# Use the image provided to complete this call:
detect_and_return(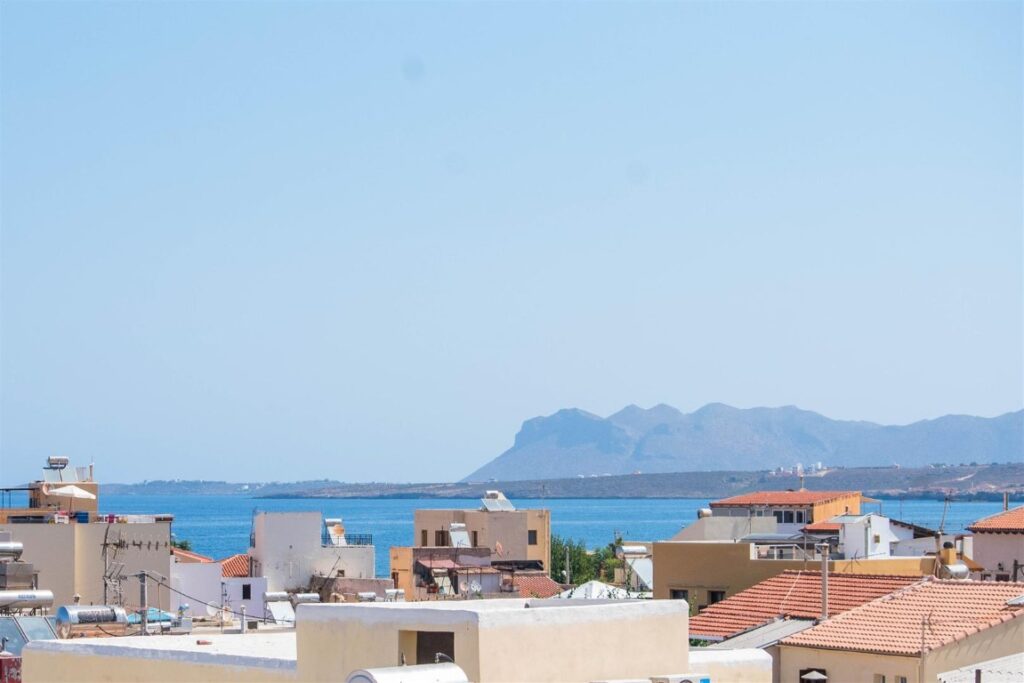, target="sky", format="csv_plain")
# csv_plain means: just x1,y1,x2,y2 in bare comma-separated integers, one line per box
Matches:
1,1,1021,485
